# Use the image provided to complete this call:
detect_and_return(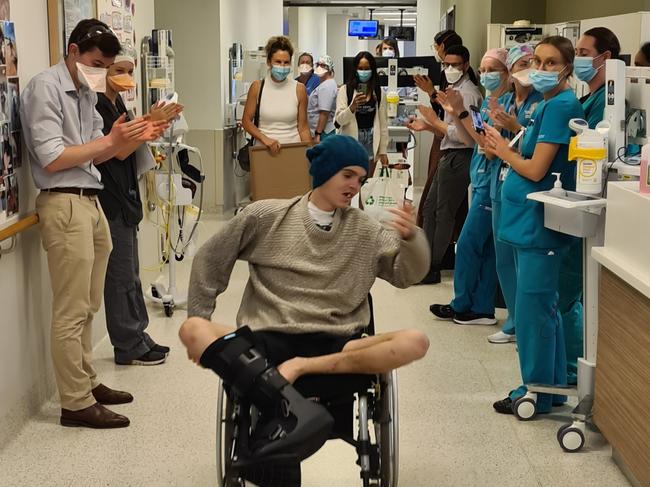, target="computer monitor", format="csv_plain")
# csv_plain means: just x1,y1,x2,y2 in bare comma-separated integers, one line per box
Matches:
342,56,441,88
348,20,379,38
388,26,415,42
